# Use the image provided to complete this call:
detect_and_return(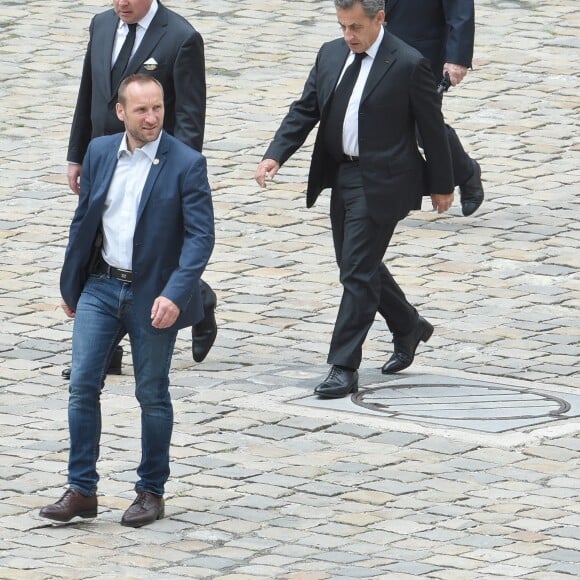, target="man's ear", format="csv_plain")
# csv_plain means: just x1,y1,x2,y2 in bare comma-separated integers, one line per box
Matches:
116,102,125,123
